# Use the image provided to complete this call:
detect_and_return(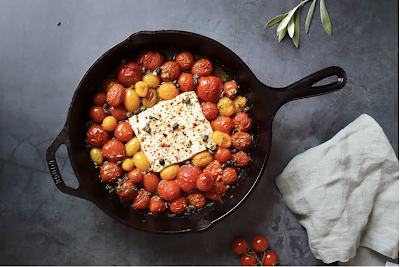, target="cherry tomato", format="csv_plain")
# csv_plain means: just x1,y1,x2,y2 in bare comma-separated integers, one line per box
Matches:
137,50,164,70
201,102,219,121
204,191,222,201
102,139,126,162
191,59,213,76
262,251,278,266
233,113,252,132
109,105,127,121
175,51,194,70
106,84,125,107
252,235,268,252
232,151,250,167
133,189,151,209
240,252,258,266
116,180,138,202
93,91,107,106
102,116,118,132
157,180,181,201
117,60,142,87
178,73,195,92
204,182,226,201
187,192,206,208
160,61,181,82
197,76,223,103
169,196,187,214
127,168,143,184
114,122,134,142
231,132,252,151
214,147,232,163
212,116,234,135
89,106,106,123
196,173,214,192
86,125,110,147
103,78,120,92
176,165,202,193
232,238,249,255
143,172,160,193
221,167,237,185
203,160,222,180
100,162,123,183
149,197,166,215
224,81,238,99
